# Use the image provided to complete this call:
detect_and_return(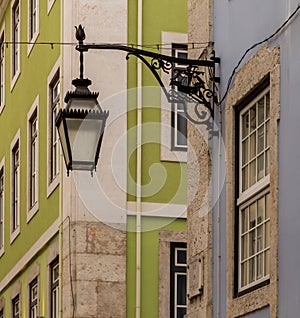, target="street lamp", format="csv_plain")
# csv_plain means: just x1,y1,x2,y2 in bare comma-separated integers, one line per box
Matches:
56,25,219,175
